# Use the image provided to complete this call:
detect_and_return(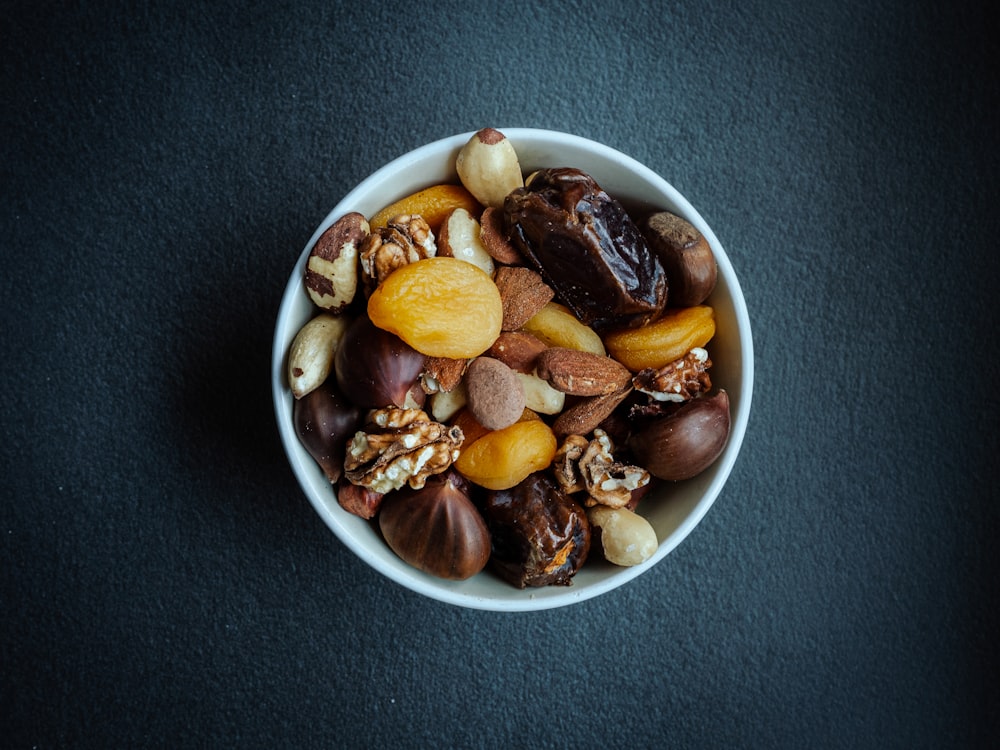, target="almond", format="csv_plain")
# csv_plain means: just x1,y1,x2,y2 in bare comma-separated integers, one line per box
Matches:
487,330,547,374
479,207,523,264
552,386,632,438
535,347,632,396
494,265,554,331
